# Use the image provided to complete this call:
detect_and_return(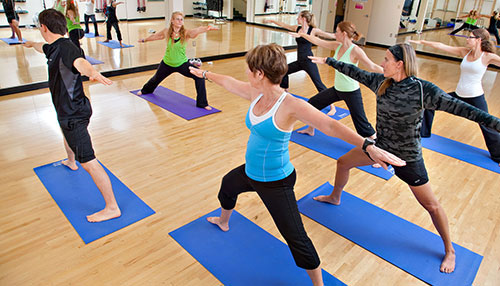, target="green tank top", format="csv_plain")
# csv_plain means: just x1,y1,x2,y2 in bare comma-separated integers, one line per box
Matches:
333,44,359,92
66,13,82,32
54,2,65,13
162,37,188,67
465,17,477,25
